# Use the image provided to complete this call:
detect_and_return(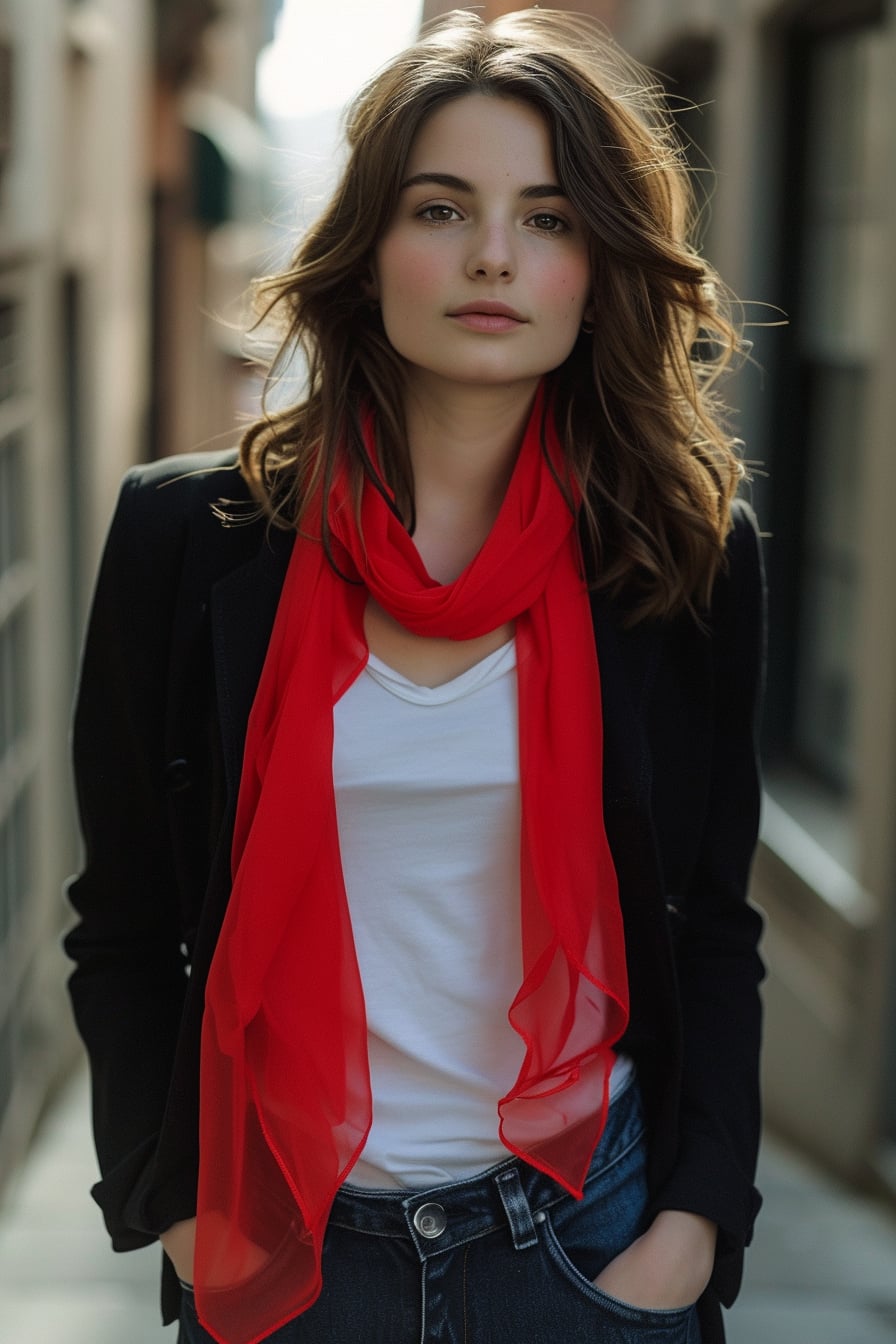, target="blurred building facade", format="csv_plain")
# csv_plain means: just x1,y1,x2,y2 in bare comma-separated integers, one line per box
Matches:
425,0,896,1190
610,0,896,1195
0,0,280,1193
